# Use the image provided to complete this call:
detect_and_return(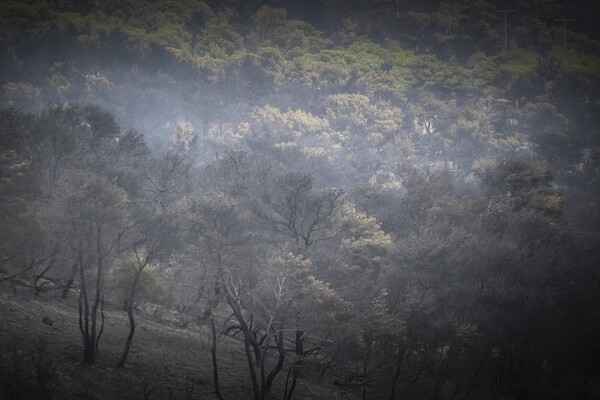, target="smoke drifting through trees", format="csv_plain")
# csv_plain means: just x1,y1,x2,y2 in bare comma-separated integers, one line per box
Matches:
0,0,599,399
